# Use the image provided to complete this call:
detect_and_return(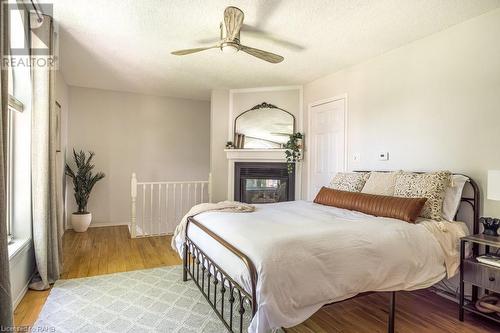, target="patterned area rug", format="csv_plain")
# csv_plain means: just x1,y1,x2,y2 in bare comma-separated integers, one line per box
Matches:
33,265,243,333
